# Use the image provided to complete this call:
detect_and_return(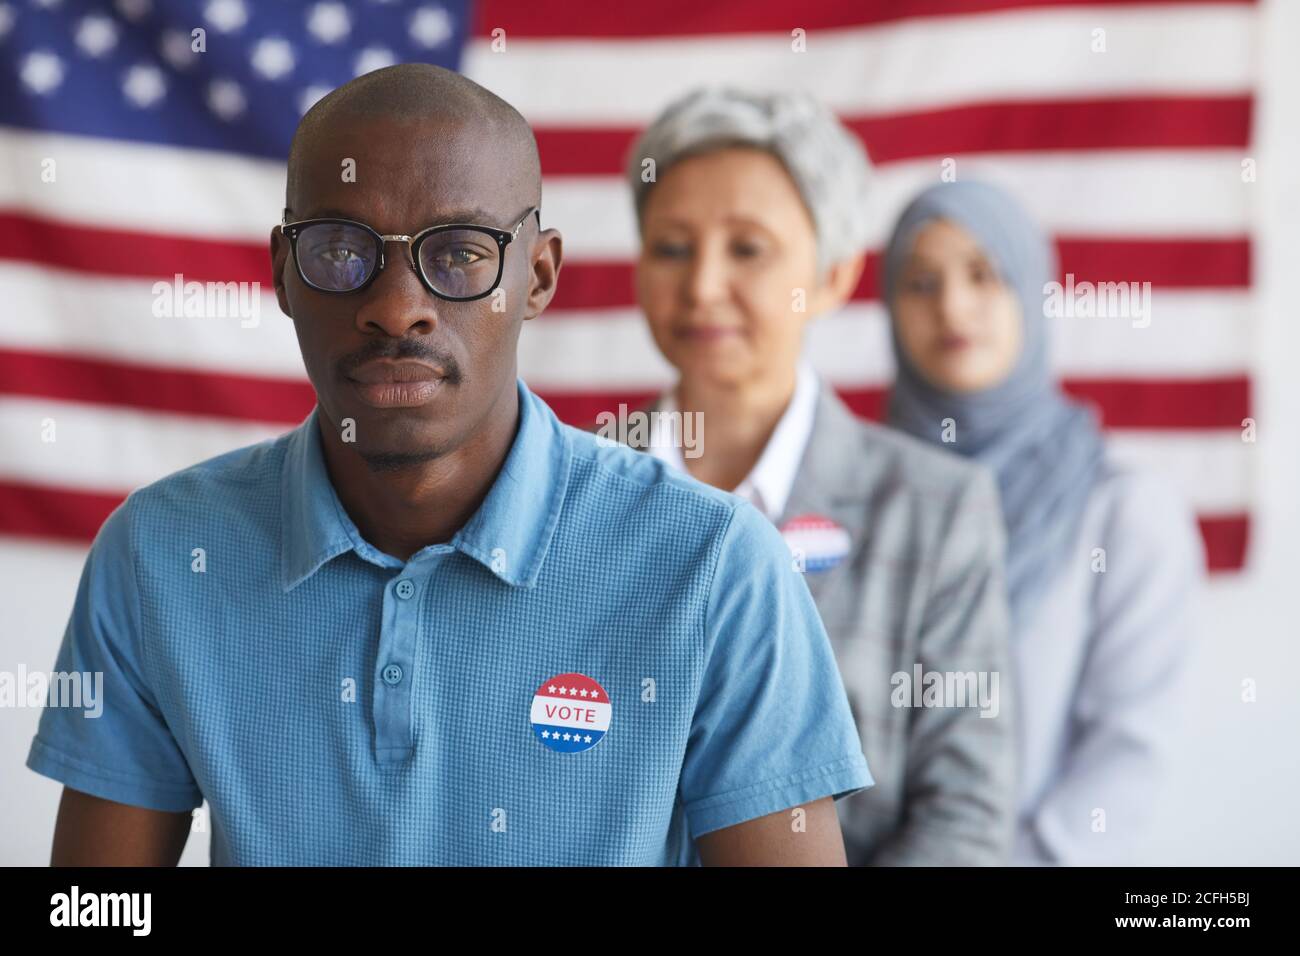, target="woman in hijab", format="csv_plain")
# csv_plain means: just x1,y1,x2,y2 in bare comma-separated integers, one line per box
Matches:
882,180,1204,864
623,88,1017,865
